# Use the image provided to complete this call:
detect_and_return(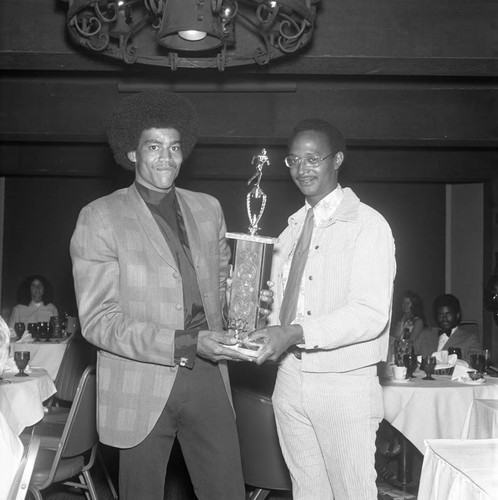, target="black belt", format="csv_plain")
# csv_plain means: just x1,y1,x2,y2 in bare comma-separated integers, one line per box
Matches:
287,346,303,360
